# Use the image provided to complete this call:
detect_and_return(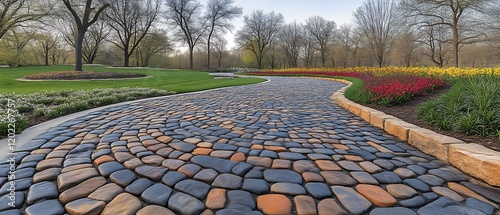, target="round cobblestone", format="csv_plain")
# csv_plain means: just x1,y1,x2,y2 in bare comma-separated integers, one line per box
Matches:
2,77,496,215
257,194,292,215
